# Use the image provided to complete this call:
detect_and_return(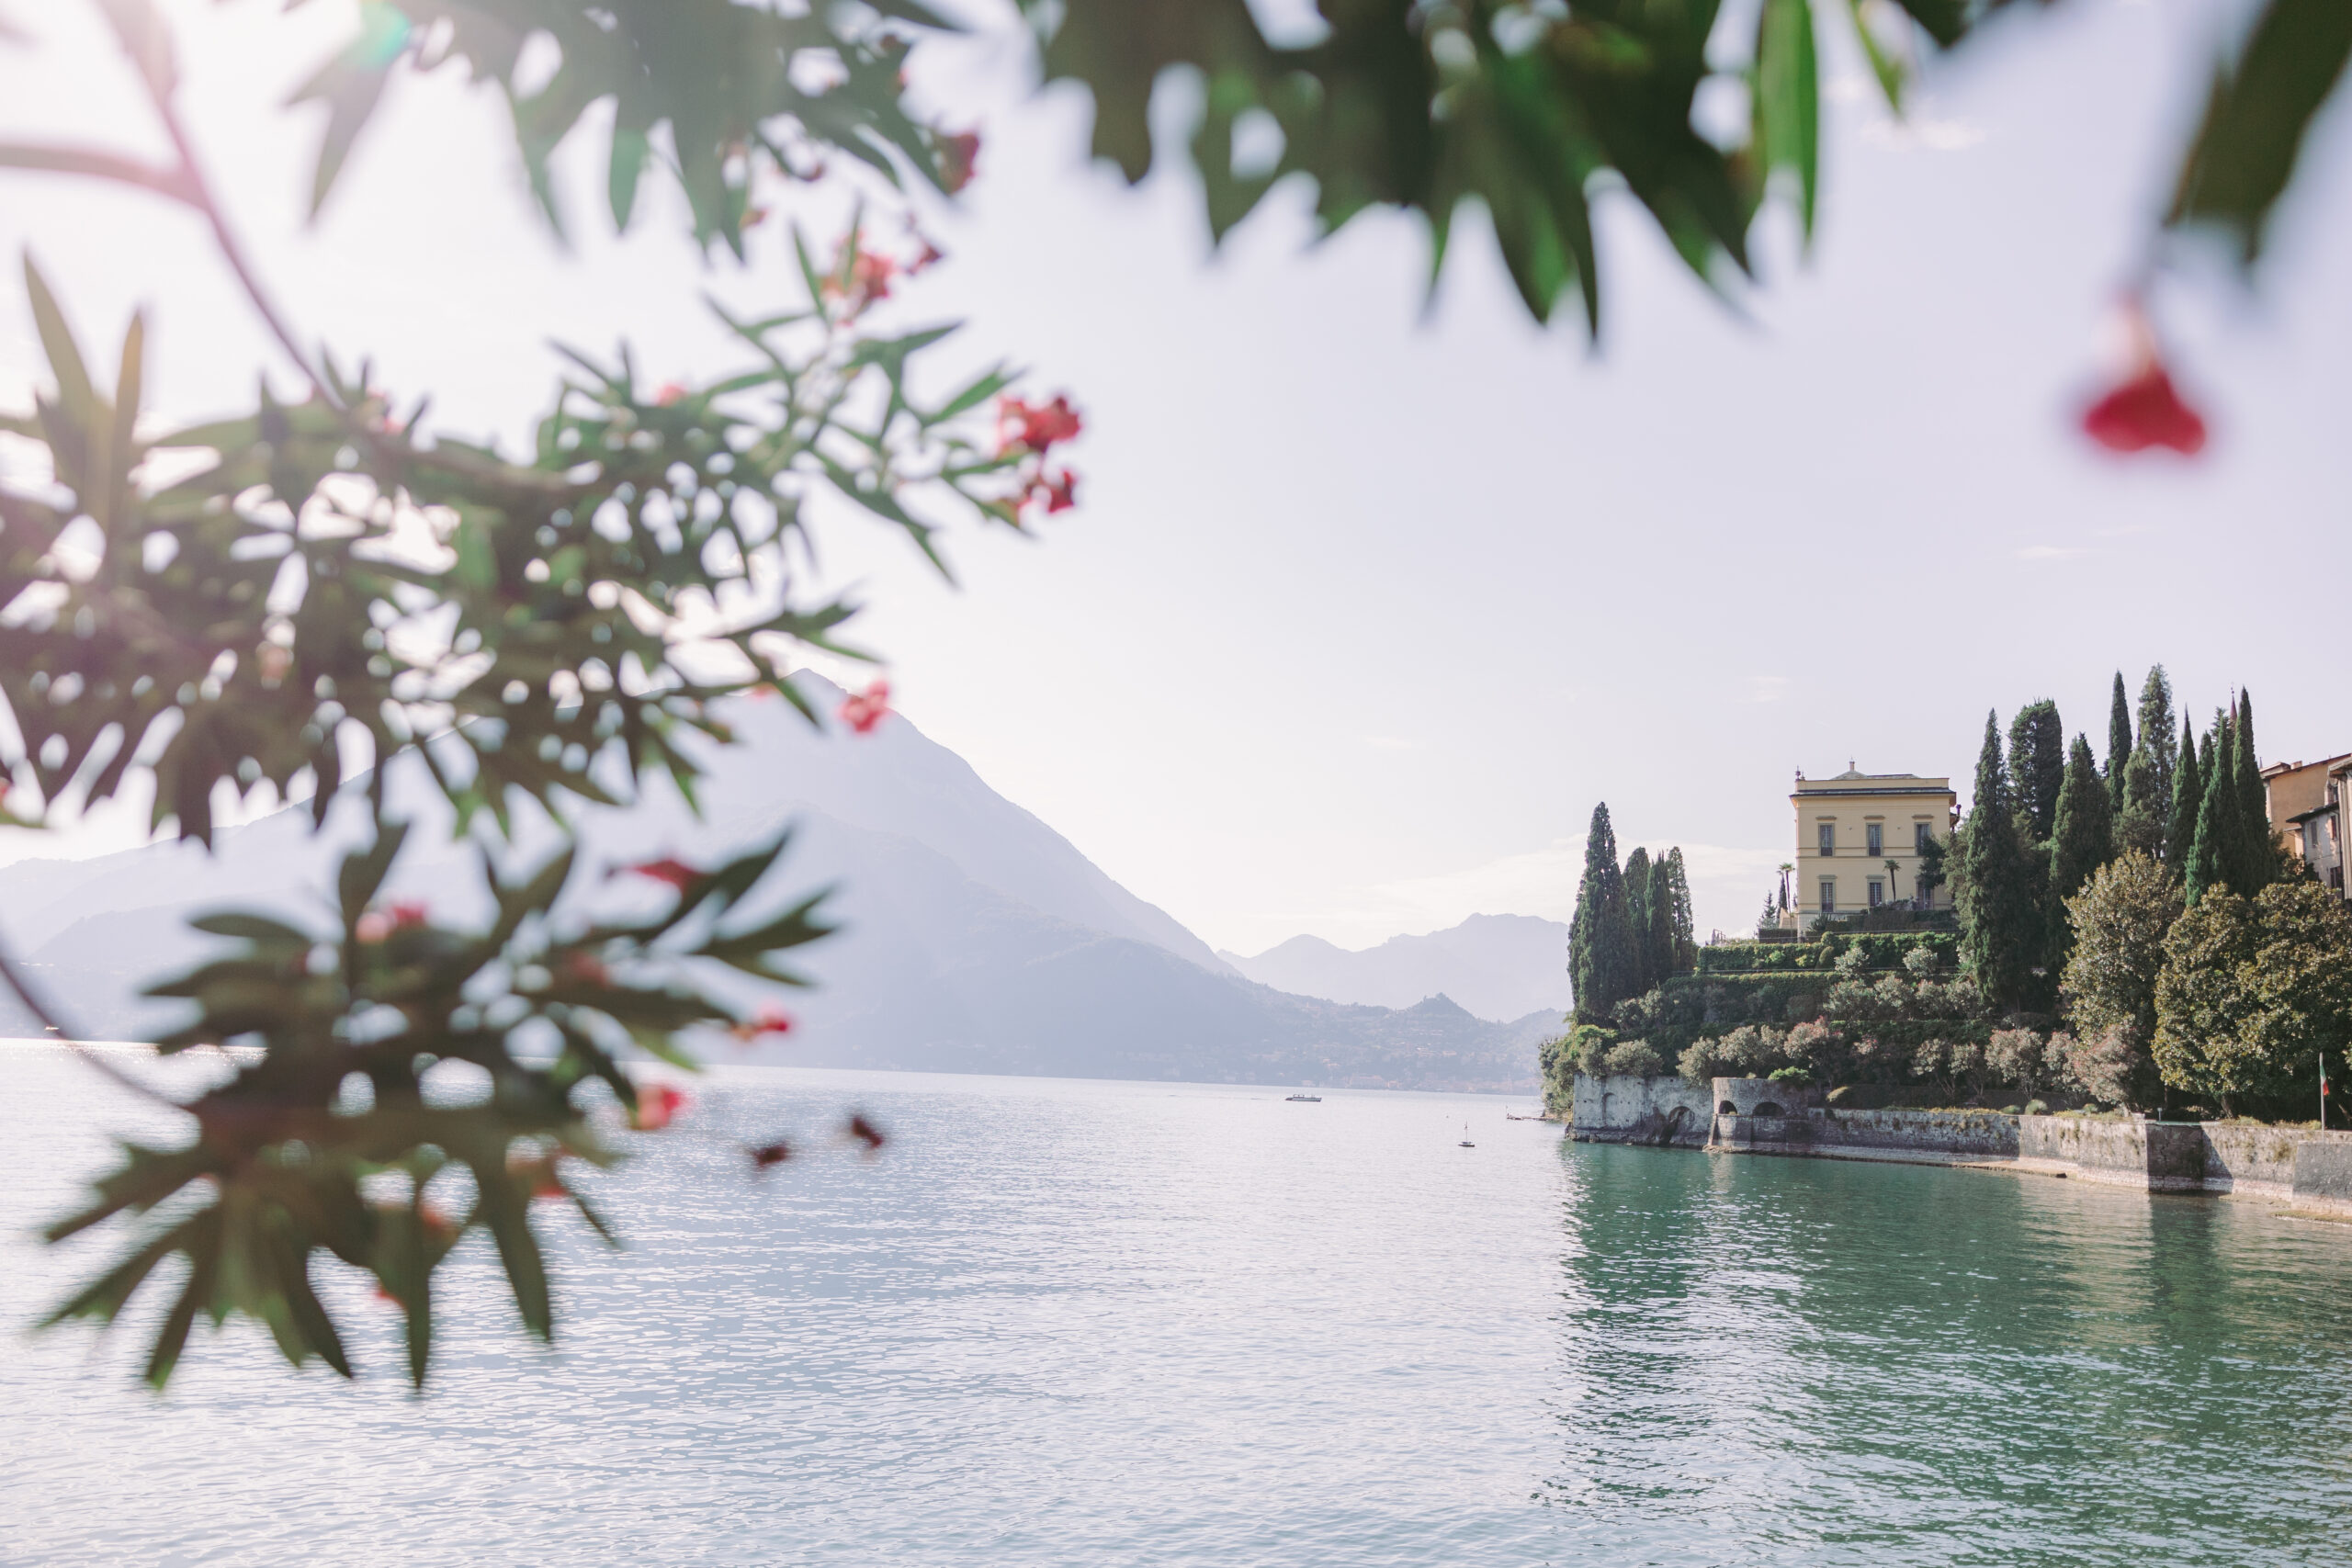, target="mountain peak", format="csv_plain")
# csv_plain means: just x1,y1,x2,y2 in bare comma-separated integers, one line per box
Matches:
1220,912,1571,1021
